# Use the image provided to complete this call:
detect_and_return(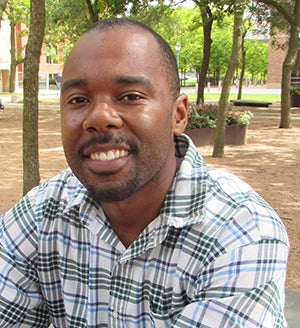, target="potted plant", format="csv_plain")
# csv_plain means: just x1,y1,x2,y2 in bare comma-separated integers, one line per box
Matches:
290,85,300,107
185,102,253,146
